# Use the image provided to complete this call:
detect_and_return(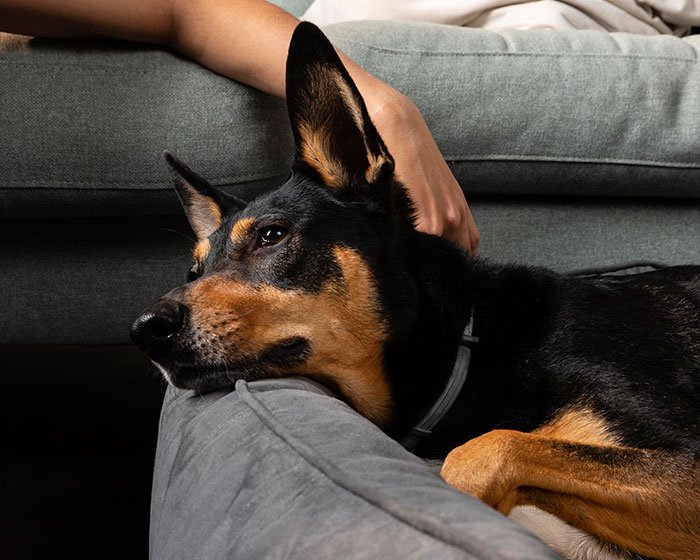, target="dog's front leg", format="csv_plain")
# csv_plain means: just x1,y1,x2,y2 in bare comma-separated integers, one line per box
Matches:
440,429,699,560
